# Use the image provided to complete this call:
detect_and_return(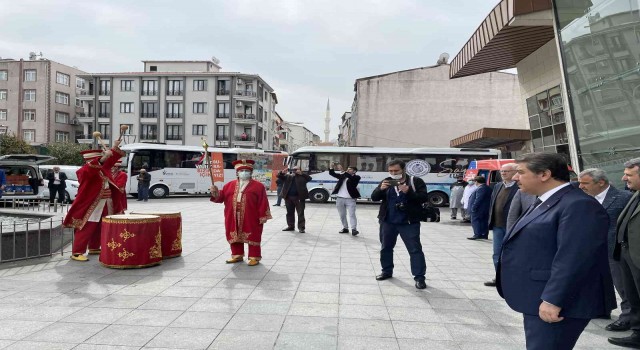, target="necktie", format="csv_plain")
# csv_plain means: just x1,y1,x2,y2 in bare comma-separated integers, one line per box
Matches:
524,198,542,217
